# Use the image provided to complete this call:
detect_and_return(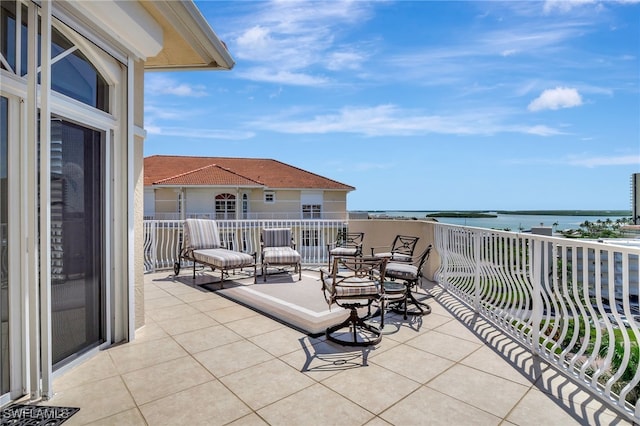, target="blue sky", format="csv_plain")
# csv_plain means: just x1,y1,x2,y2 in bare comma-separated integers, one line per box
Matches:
144,0,640,212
